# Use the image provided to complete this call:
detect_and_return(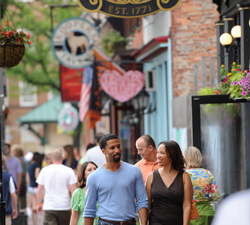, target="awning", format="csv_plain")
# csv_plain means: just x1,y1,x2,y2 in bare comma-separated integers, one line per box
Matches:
19,95,64,125
131,36,169,62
